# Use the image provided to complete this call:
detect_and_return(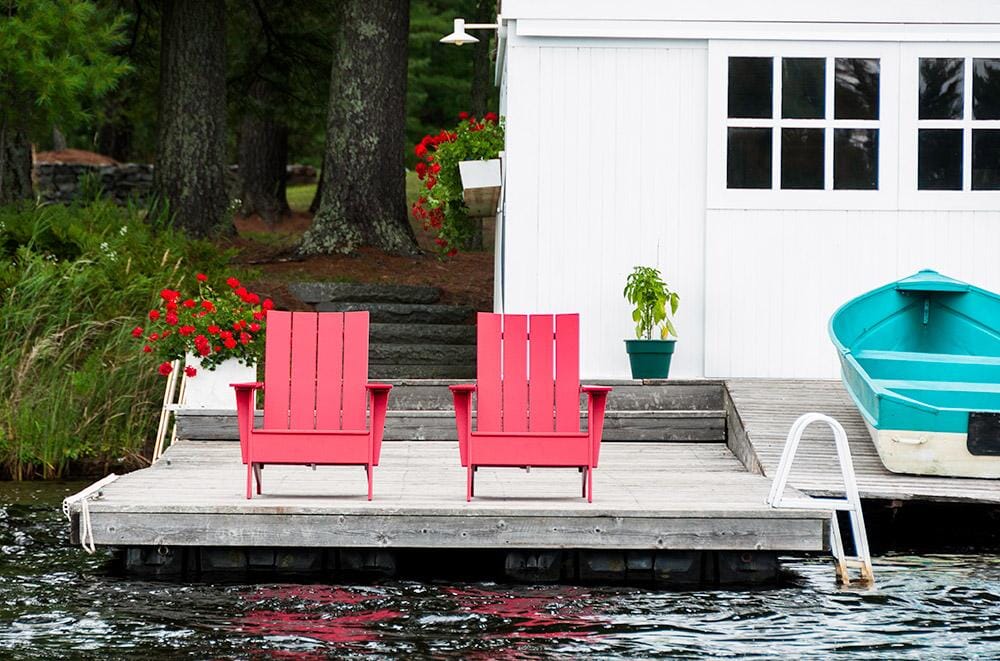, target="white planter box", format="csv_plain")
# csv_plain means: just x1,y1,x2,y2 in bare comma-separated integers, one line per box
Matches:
459,158,502,217
181,354,257,410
